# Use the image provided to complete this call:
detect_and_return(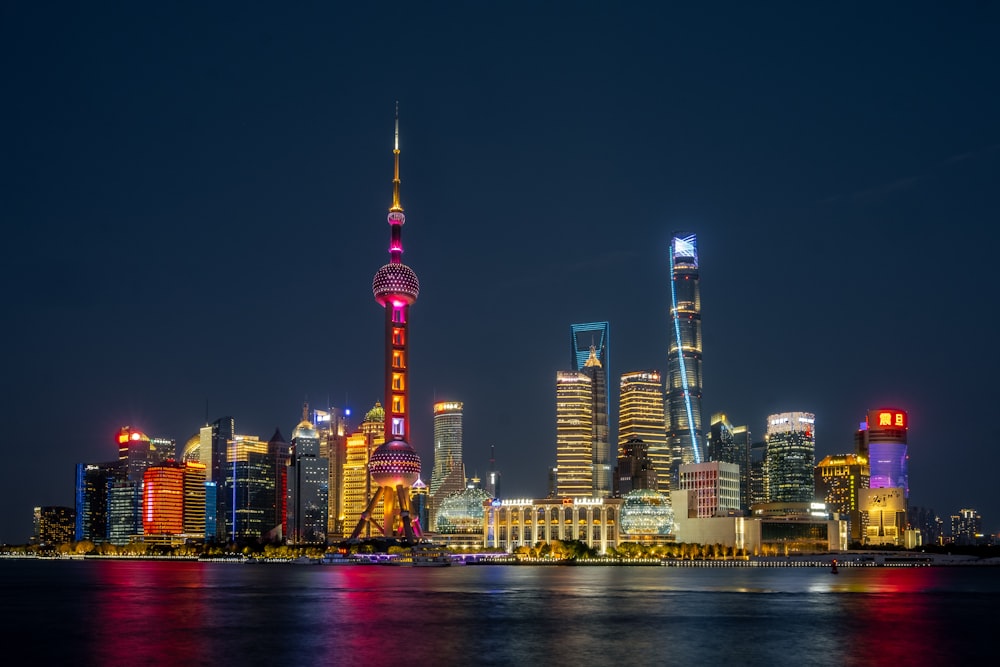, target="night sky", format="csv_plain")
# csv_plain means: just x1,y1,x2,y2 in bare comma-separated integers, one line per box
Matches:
3,3,998,544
